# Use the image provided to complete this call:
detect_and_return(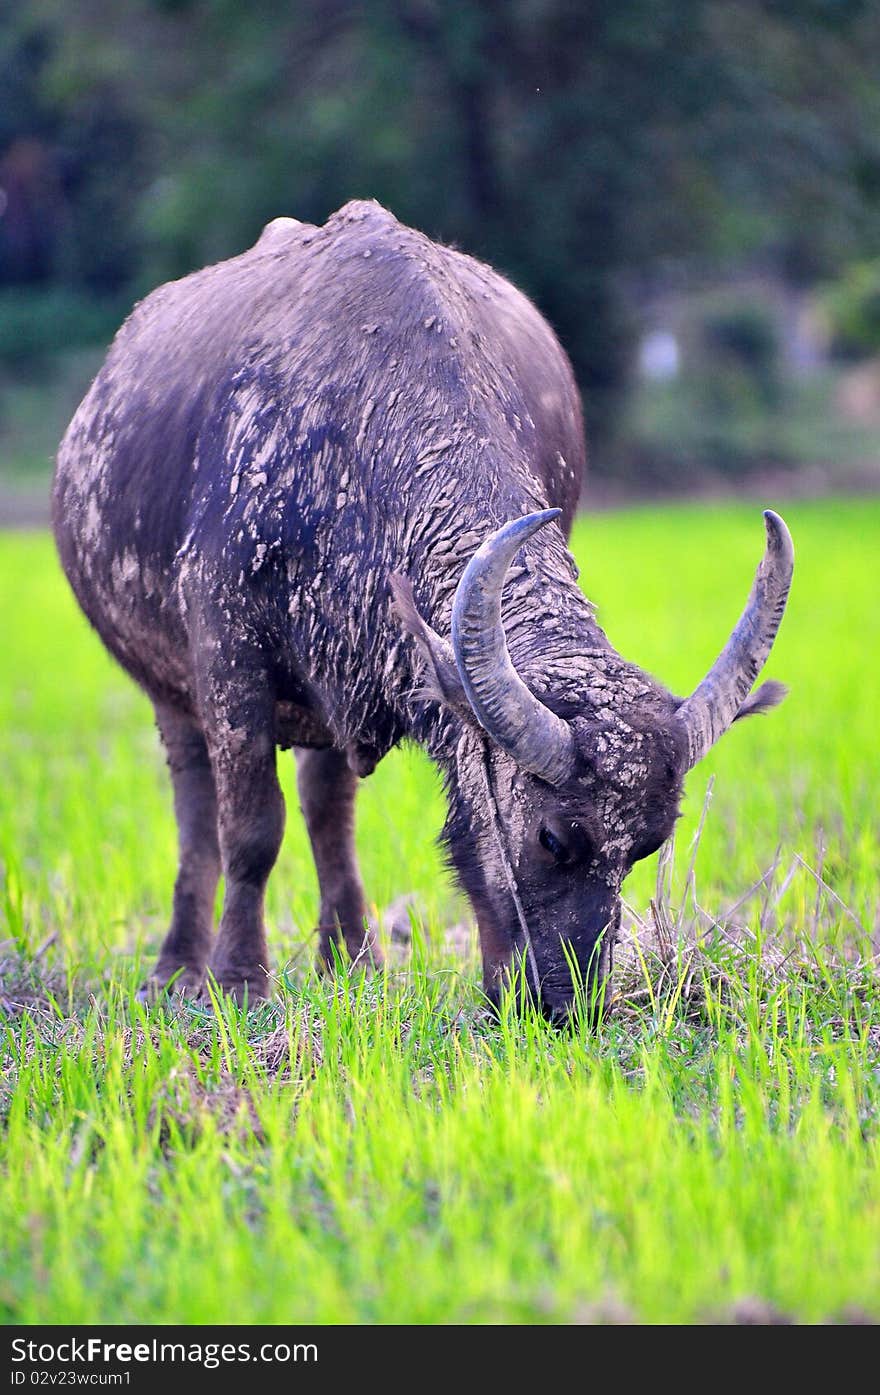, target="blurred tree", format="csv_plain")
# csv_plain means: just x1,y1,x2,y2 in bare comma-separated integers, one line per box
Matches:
0,5,144,292
2,0,879,454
